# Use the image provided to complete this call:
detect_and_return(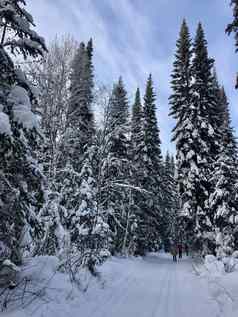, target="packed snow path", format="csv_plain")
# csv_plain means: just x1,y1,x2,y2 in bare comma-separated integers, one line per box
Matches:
7,253,224,317
81,253,219,317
